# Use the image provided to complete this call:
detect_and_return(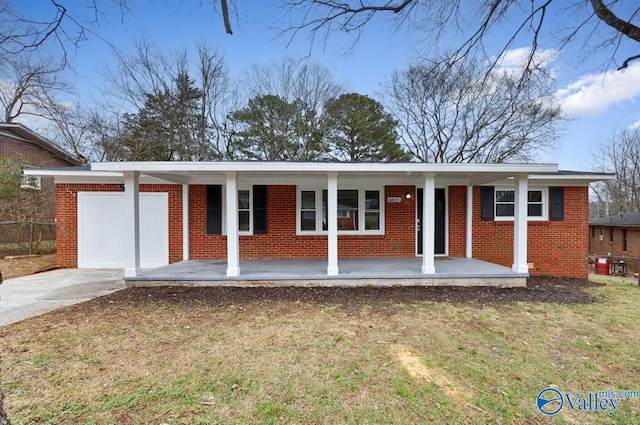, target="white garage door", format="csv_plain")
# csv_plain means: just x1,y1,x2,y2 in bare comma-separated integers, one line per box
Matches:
78,192,169,268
